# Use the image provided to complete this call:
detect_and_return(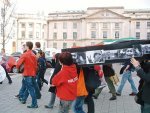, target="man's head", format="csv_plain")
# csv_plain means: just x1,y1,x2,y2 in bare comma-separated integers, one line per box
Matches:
35,42,41,48
26,41,33,50
59,52,73,66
